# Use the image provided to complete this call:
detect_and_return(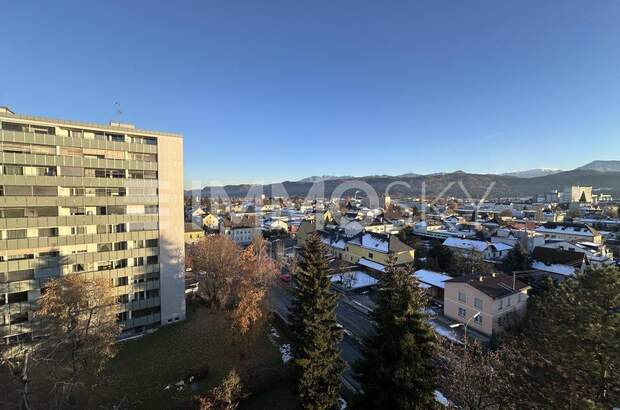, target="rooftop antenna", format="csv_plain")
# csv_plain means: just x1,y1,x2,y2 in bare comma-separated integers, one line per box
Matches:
115,101,123,123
